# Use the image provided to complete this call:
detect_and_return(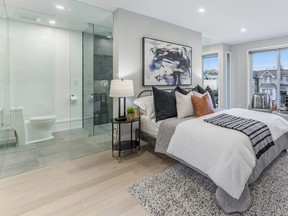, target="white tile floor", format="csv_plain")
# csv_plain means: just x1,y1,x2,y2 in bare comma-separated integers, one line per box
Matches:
0,125,112,179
